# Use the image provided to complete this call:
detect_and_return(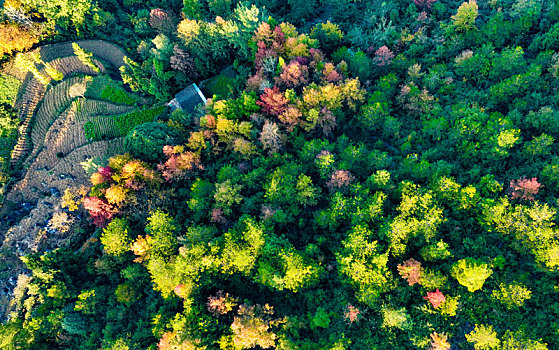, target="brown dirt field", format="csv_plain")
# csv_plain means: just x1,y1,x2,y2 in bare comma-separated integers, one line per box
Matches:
40,40,128,68
7,138,124,204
